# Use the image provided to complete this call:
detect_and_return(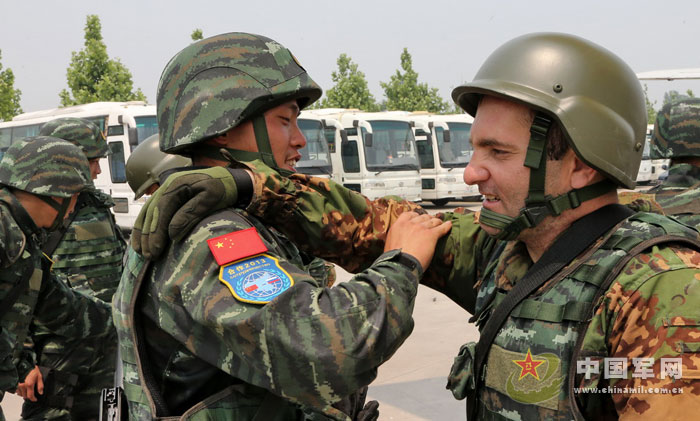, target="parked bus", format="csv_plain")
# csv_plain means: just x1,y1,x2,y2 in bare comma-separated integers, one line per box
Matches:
409,113,479,205
0,101,158,233
304,109,422,201
296,112,335,178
